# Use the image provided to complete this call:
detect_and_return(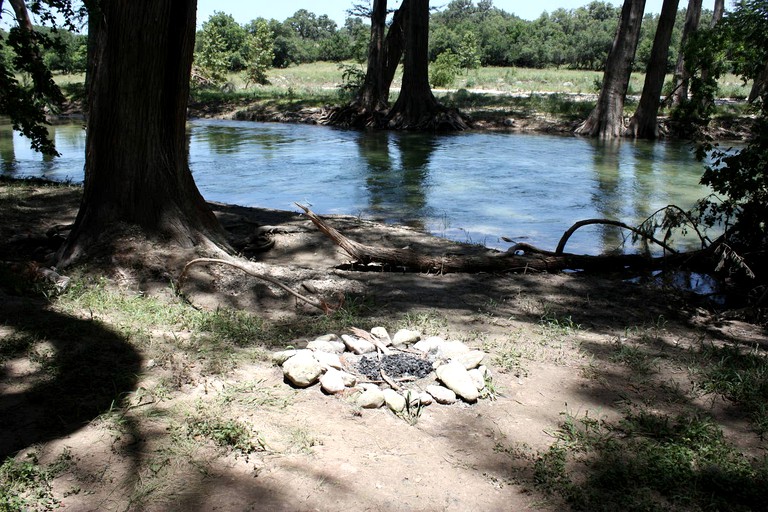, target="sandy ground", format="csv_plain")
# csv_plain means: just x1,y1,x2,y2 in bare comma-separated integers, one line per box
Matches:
1,181,766,511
